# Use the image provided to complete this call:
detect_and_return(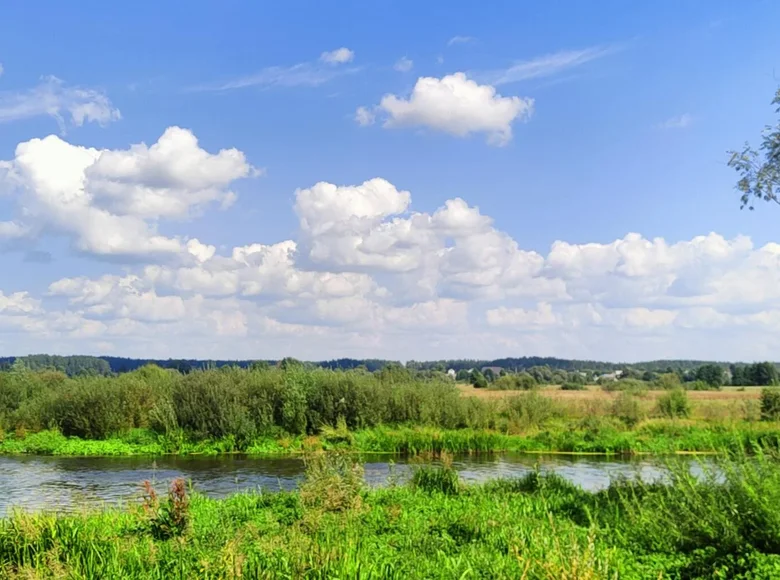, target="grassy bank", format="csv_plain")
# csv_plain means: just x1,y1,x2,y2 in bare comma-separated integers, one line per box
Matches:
3,421,780,457
2,452,780,578
2,364,780,457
